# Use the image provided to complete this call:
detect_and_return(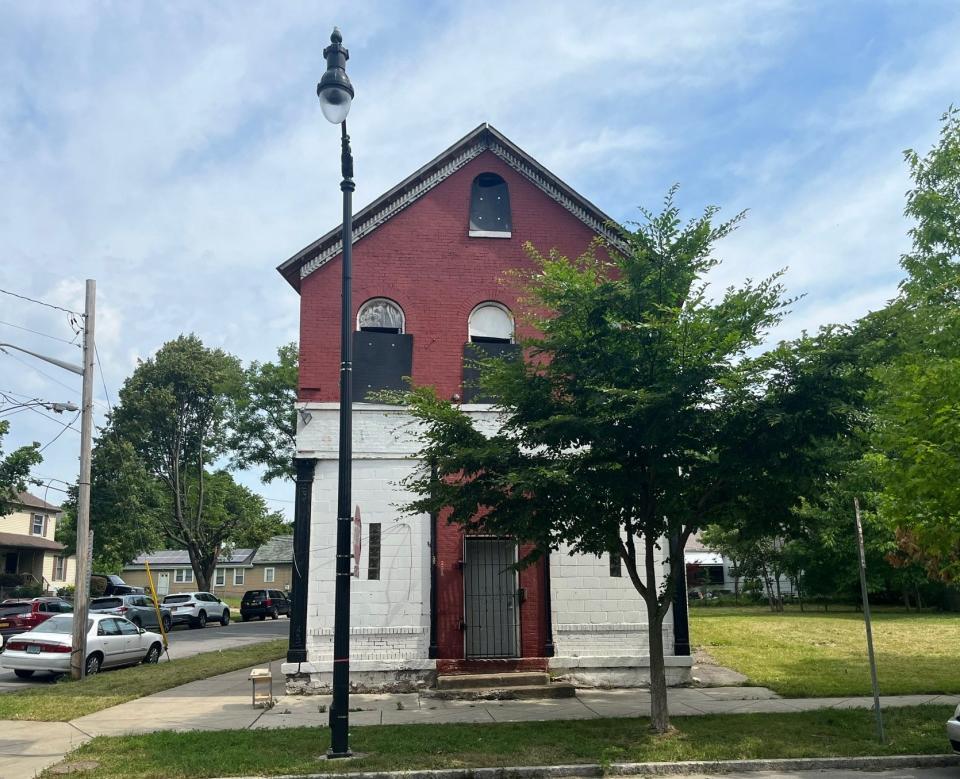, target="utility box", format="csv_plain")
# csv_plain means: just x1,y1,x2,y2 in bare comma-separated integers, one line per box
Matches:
249,667,273,708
